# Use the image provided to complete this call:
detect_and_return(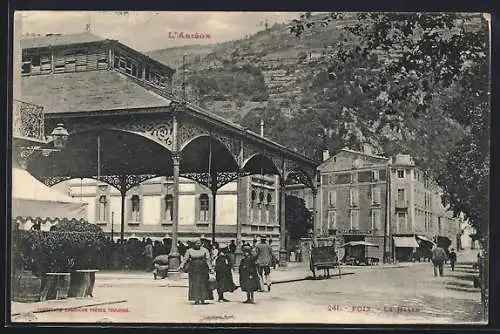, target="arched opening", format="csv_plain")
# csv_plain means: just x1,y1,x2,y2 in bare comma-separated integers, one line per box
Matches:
242,154,280,176
180,135,238,174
